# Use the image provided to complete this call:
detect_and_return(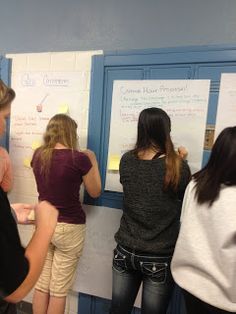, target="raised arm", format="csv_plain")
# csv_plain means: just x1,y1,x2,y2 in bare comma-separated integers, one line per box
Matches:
82,149,102,198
